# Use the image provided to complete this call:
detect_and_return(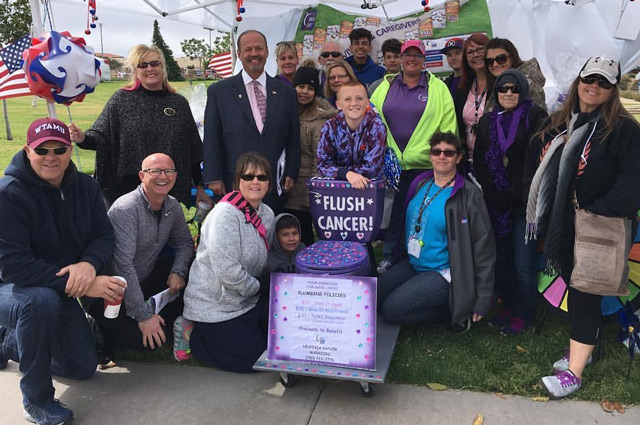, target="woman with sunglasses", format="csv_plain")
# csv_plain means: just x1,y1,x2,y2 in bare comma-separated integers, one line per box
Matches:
182,152,275,373
68,44,208,207
323,60,358,107
524,56,640,398
274,41,299,85
284,67,336,246
484,38,547,111
473,69,547,334
377,132,495,331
